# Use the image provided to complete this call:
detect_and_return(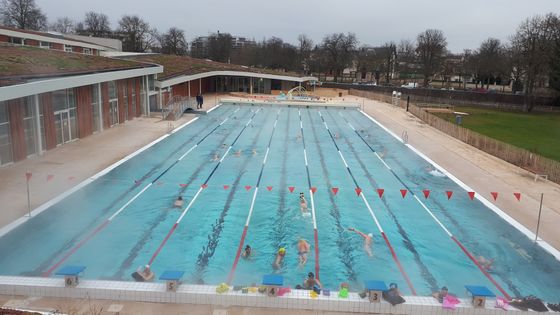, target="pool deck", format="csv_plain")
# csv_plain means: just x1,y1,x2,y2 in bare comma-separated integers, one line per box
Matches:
0,91,559,314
